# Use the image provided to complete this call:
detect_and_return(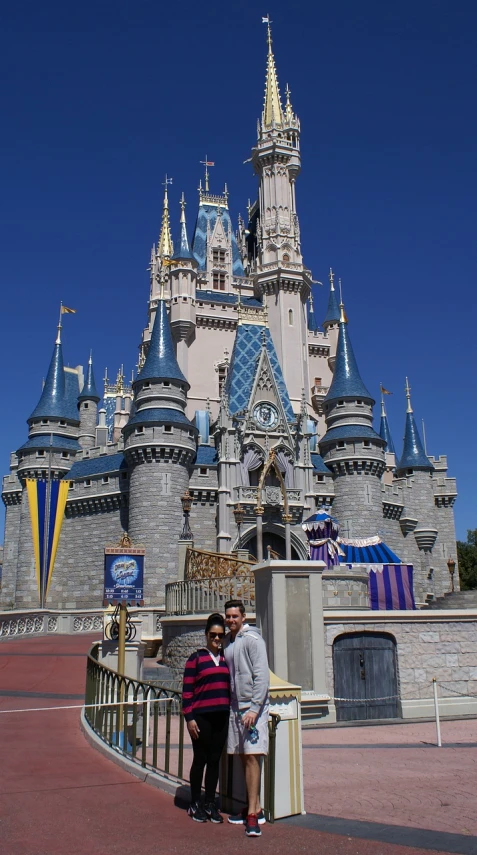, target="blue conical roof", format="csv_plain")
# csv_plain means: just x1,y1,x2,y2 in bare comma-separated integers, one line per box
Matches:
323,284,341,325
78,357,100,402
173,219,193,261
379,412,396,454
29,340,79,423
307,297,319,332
379,401,396,454
397,412,433,473
136,299,188,386
325,317,373,403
